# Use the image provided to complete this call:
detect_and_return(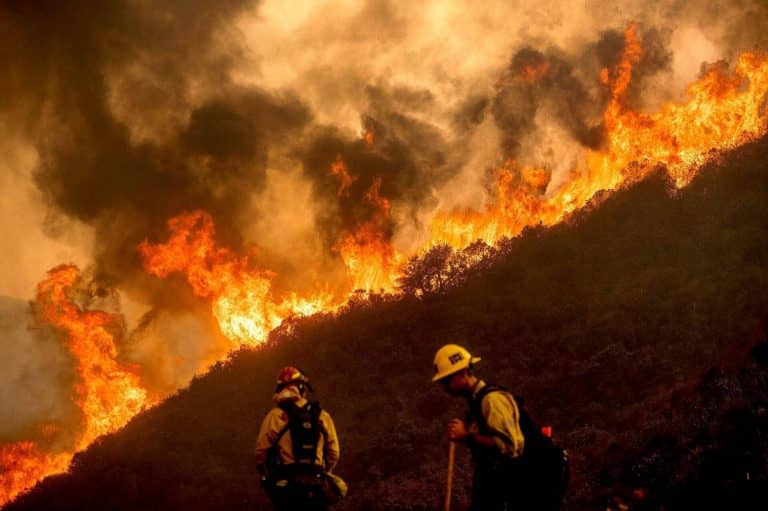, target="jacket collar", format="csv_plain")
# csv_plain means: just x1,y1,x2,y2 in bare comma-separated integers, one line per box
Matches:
471,379,487,399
